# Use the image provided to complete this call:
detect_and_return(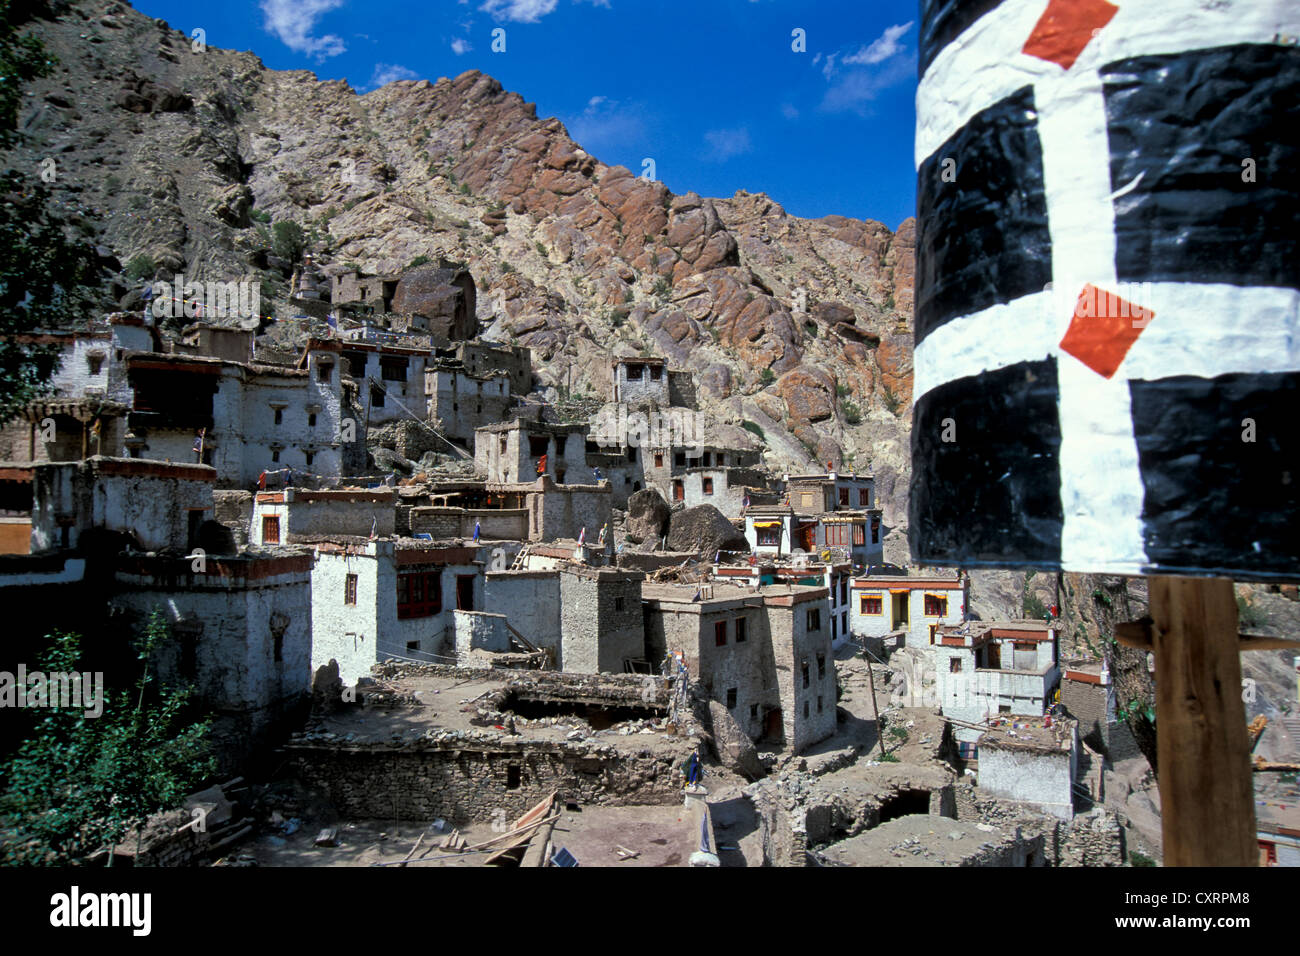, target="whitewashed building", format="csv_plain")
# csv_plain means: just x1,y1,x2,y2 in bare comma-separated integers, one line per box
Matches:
309,541,483,685
931,621,1061,744
850,572,968,647
249,487,395,547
